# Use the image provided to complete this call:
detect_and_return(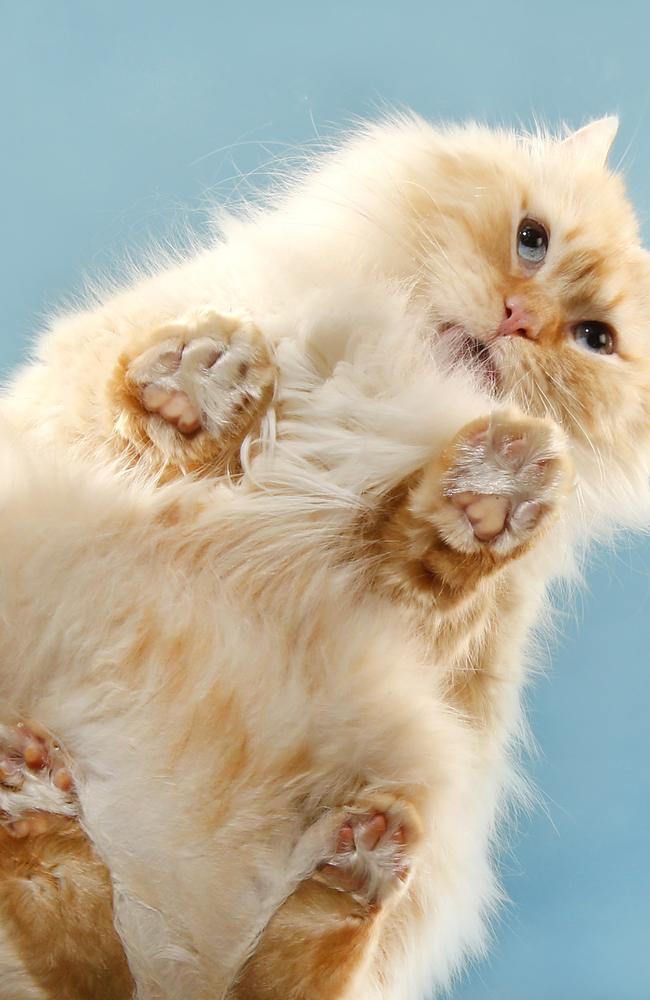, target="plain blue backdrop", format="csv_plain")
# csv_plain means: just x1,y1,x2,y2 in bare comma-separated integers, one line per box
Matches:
2,4,649,998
